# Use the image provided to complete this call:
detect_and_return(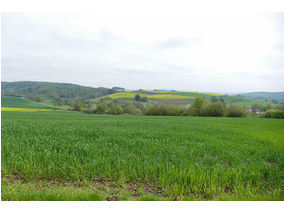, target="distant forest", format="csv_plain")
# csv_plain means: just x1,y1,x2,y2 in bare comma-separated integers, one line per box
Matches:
238,92,284,104
1,81,116,101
